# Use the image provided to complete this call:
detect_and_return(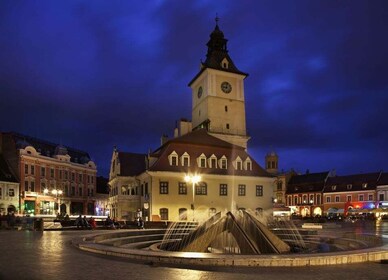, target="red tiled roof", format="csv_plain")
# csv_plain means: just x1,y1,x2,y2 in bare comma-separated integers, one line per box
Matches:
324,172,380,193
149,129,270,177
